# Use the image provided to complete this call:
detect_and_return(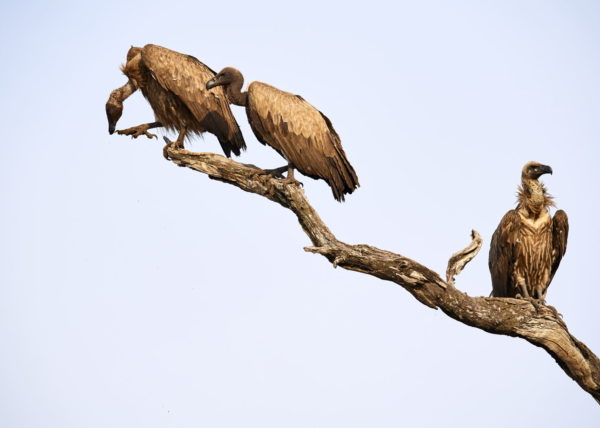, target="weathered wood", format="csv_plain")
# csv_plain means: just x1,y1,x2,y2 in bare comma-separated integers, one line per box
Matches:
164,146,600,405
446,230,483,285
